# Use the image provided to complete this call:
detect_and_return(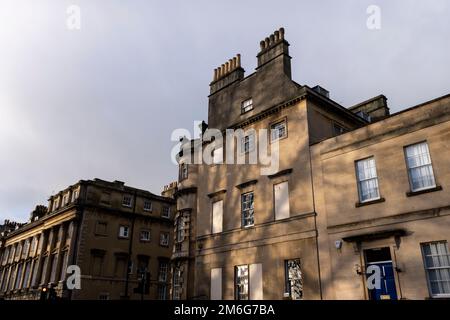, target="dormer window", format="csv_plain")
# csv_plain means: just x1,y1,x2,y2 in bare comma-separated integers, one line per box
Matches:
356,111,371,122
241,98,253,113
52,198,60,211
